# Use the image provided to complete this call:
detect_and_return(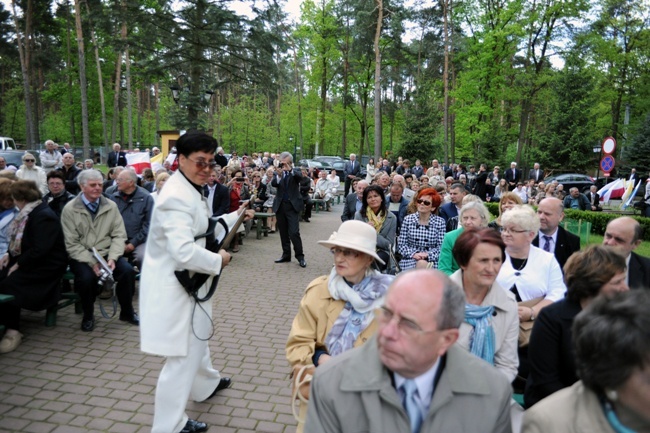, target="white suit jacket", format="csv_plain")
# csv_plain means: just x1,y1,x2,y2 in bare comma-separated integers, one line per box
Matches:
139,171,238,357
